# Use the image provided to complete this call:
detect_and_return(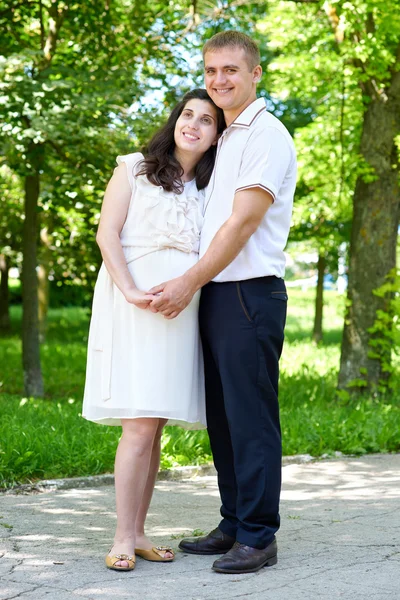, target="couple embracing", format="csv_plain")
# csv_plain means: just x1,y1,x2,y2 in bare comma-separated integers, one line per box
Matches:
82,30,297,575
